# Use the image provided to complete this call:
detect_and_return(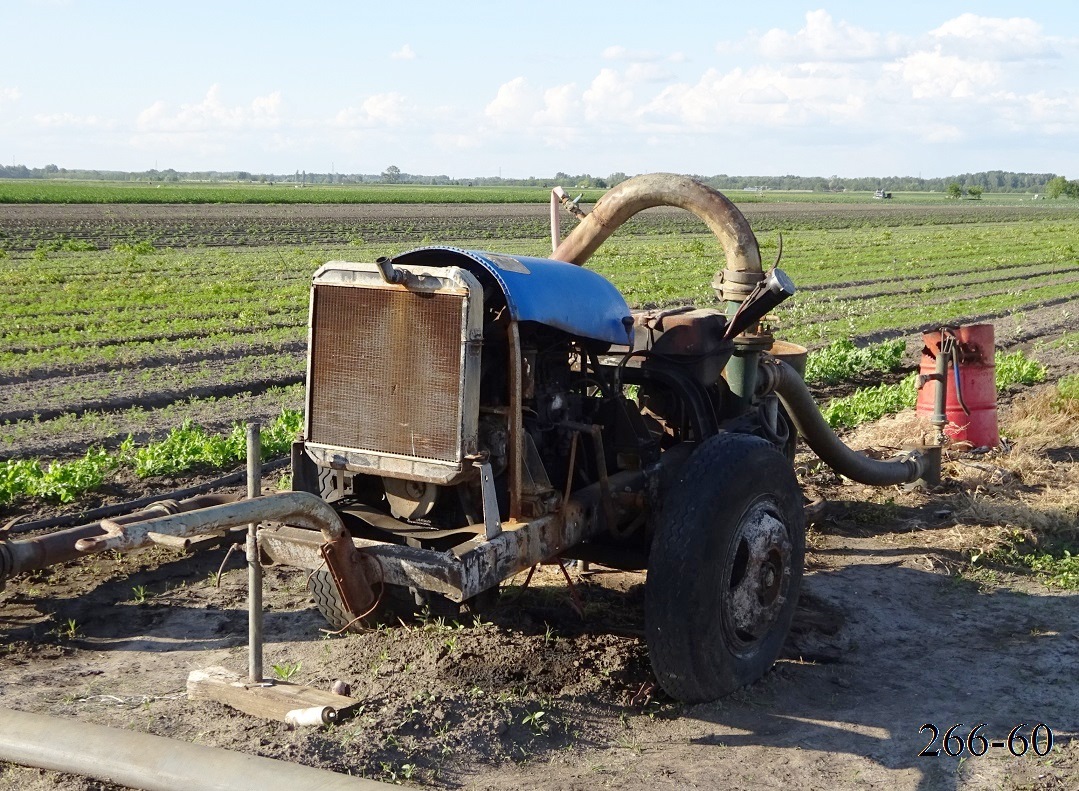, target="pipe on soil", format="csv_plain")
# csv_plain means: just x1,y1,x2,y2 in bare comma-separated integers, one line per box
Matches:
549,173,762,286
768,359,928,486
0,493,240,586
0,706,391,791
